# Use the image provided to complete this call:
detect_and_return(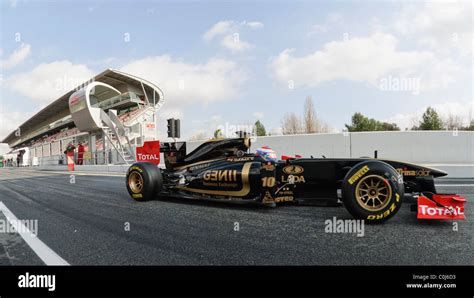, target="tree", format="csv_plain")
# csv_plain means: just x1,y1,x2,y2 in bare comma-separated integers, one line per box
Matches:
444,114,464,130
317,122,331,133
345,112,377,132
281,112,303,135
379,122,400,131
345,112,400,132
304,96,317,133
254,120,266,136
463,120,474,131
214,129,223,138
418,107,443,130
302,96,331,133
